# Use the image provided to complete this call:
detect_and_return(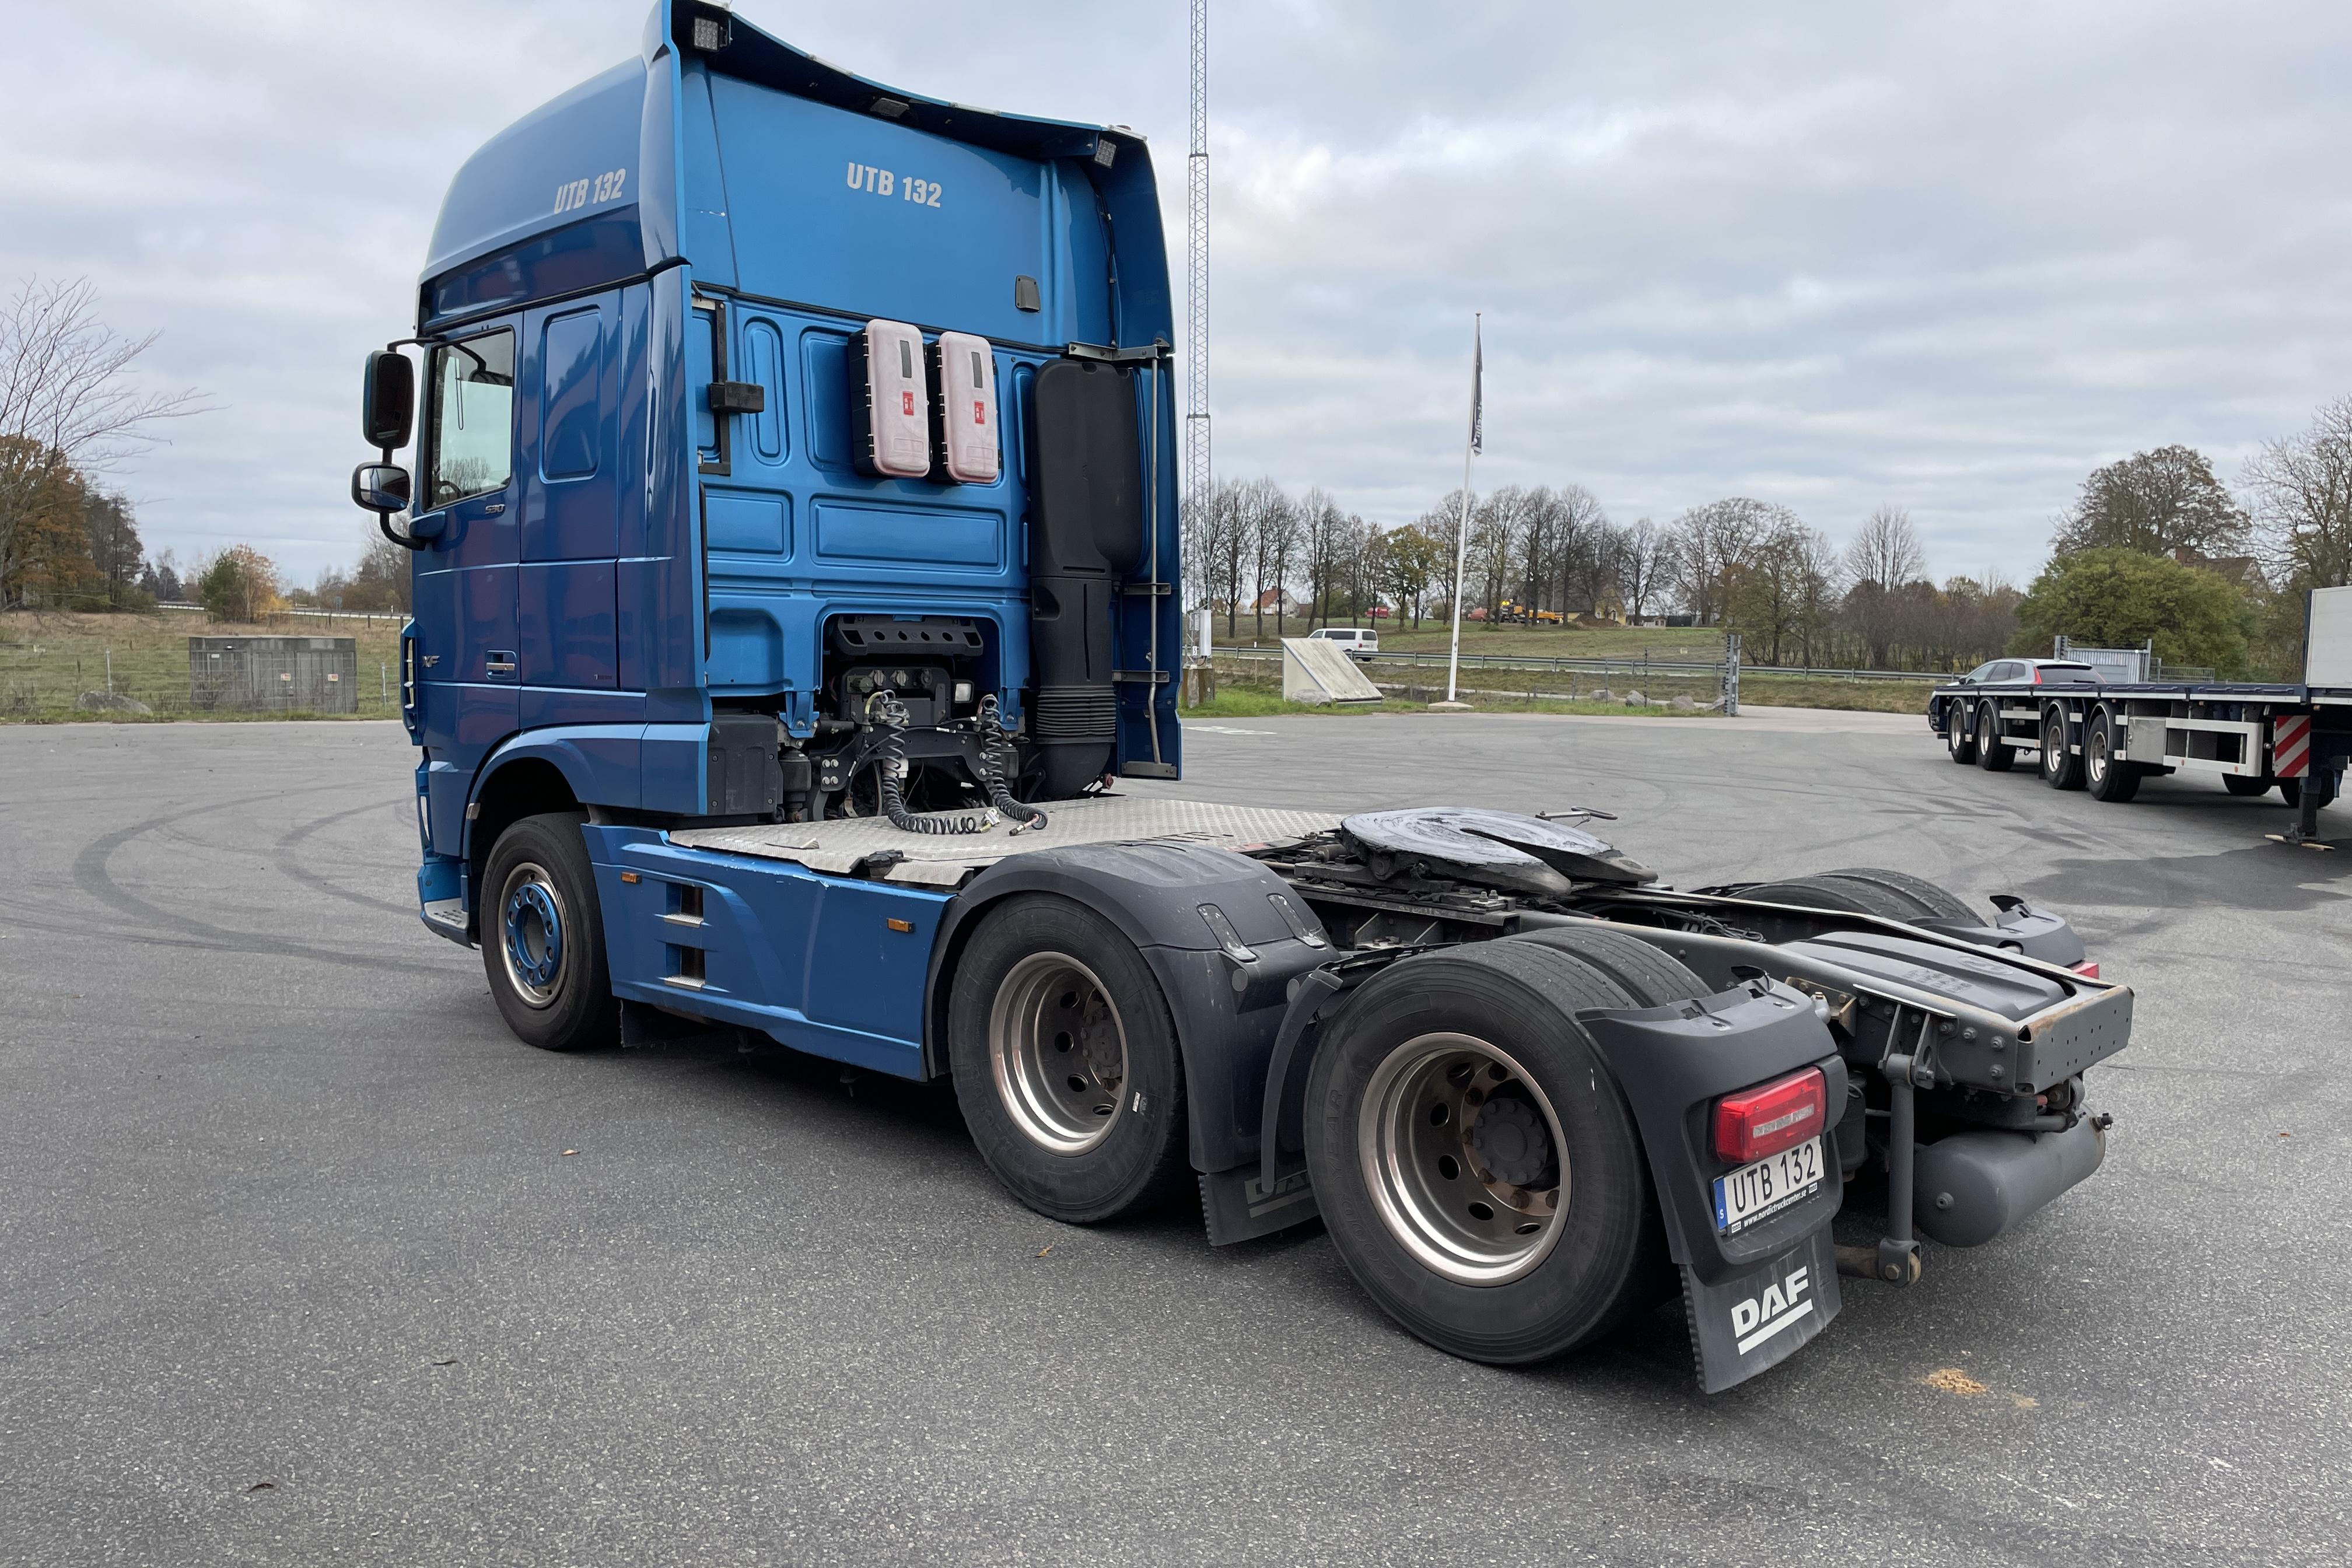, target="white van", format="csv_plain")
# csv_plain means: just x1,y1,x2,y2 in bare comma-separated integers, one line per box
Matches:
1307,626,1378,660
